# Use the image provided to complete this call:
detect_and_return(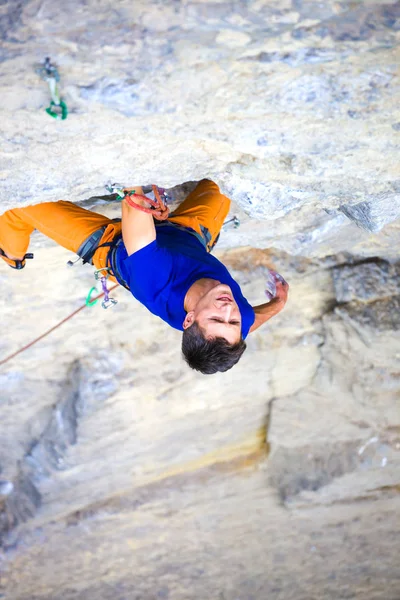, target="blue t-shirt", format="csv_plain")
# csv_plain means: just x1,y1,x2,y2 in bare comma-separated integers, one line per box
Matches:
115,225,255,338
